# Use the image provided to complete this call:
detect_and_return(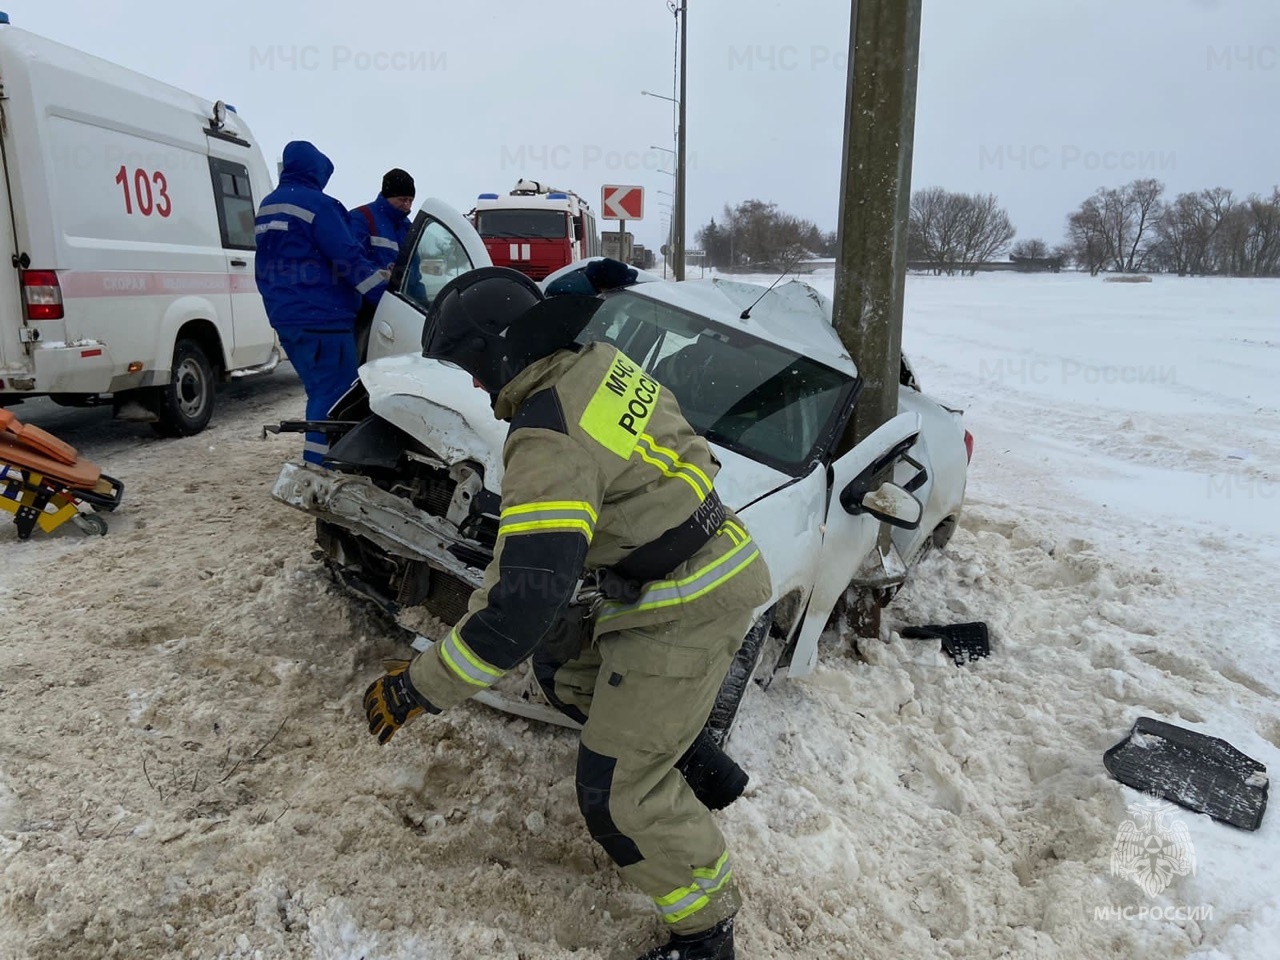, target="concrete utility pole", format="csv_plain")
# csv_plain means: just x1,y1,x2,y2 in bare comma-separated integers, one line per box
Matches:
673,0,688,281
832,0,922,456
831,0,923,641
